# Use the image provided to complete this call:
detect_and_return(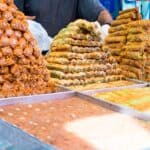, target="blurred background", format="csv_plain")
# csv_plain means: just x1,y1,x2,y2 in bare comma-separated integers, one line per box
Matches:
99,0,150,19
